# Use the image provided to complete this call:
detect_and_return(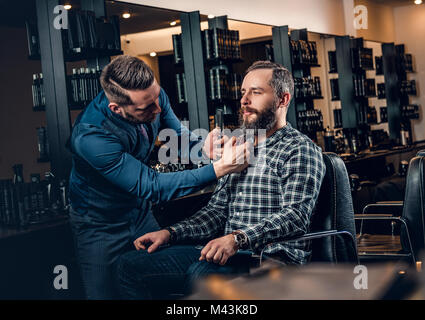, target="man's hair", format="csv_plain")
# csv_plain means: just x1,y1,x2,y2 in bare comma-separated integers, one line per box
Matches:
245,60,294,101
100,55,155,106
